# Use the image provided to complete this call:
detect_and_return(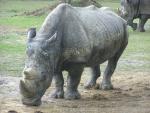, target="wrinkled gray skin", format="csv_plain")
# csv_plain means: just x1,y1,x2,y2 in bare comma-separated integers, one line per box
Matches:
20,3,128,106
119,0,150,32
